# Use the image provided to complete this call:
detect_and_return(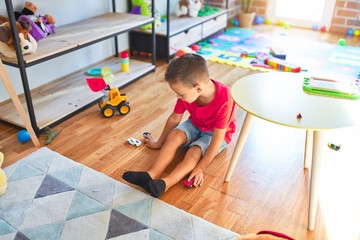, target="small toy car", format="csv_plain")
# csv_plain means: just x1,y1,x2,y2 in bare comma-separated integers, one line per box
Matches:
127,138,141,147
183,178,194,188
